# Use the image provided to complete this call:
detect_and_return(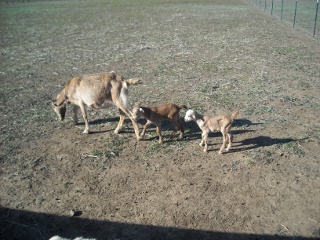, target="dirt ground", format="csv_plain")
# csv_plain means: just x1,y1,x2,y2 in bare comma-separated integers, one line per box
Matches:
0,0,320,239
